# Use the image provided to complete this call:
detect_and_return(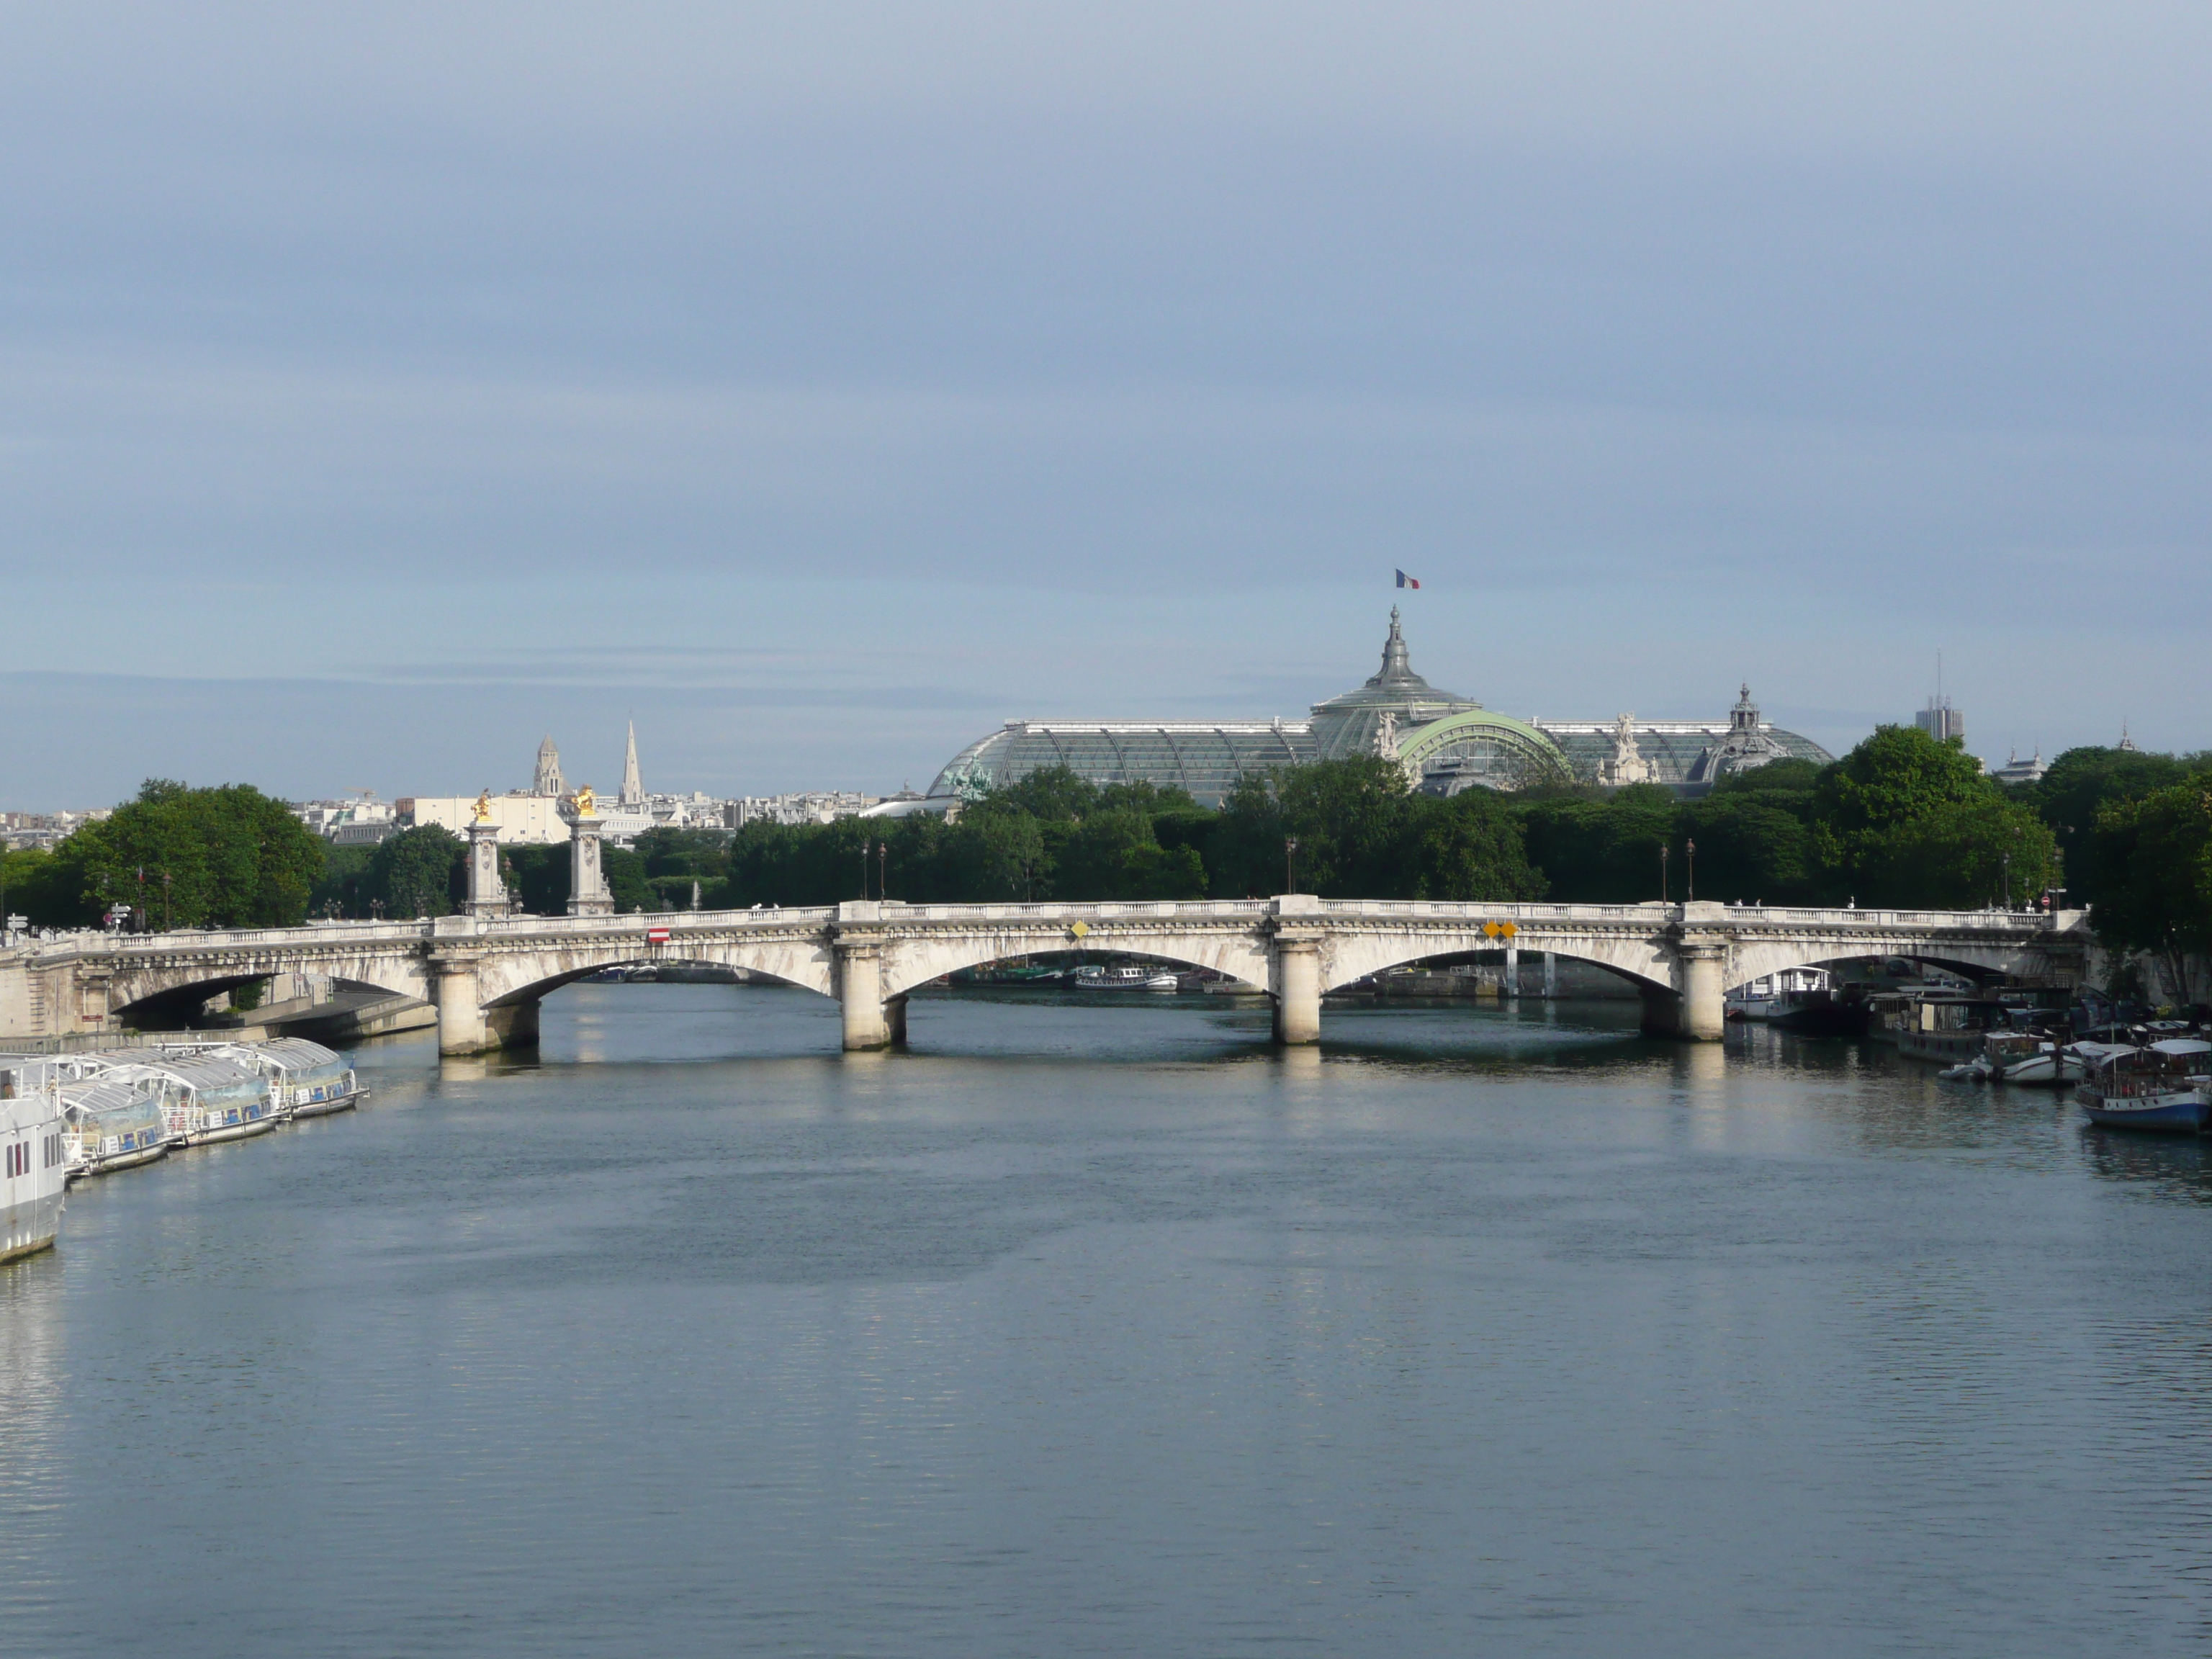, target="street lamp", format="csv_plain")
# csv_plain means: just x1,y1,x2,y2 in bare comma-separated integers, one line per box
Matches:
1285,837,1299,894
161,869,173,931
1660,843,1670,903
878,841,889,902
1686,838,1696,902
